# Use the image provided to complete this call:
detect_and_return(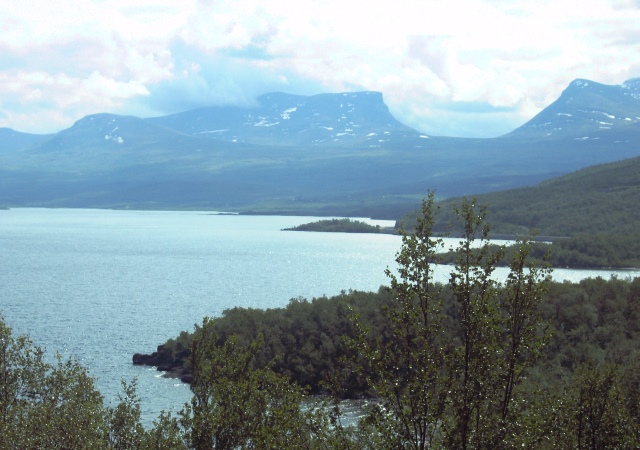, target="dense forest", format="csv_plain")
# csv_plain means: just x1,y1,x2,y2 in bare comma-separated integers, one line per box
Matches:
4,195,640,448
152,275,640,397
537,233,640,268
